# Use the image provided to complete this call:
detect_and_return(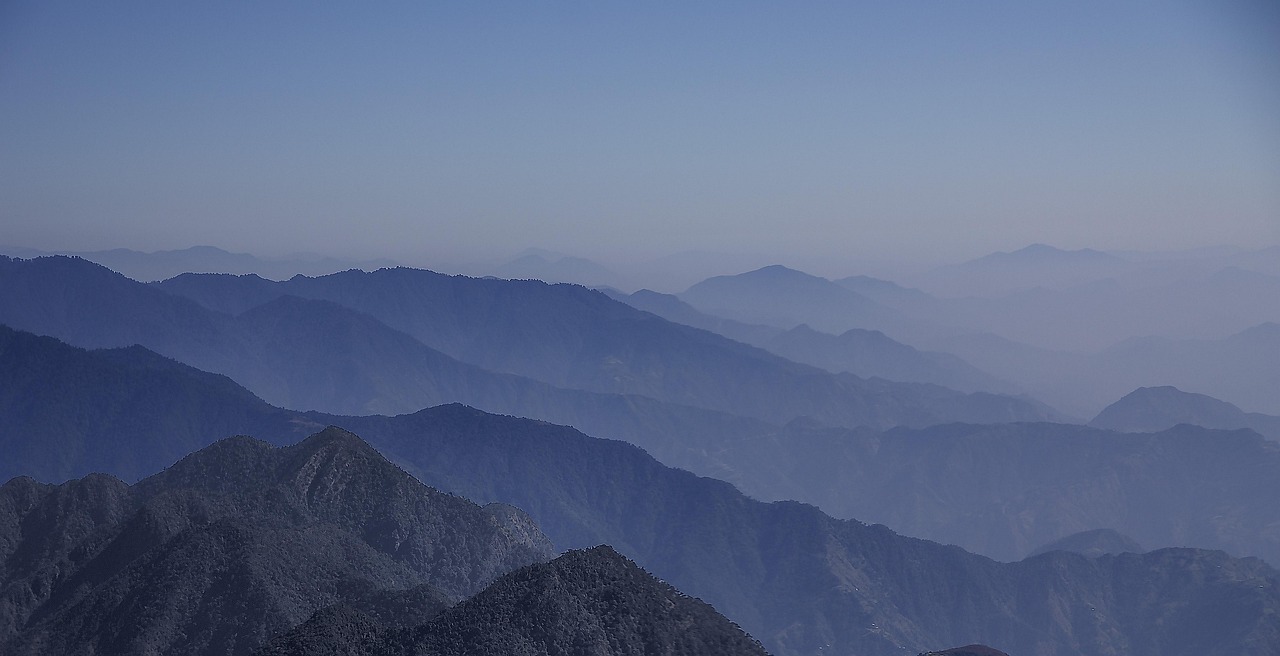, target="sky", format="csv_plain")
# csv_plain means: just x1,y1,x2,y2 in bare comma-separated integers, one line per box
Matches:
2,1,1277,271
